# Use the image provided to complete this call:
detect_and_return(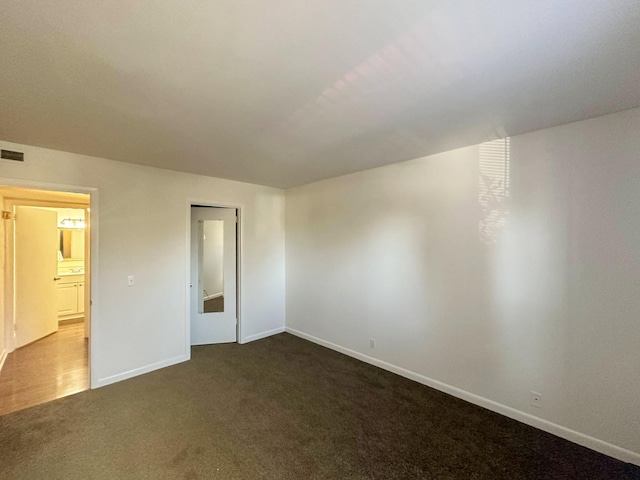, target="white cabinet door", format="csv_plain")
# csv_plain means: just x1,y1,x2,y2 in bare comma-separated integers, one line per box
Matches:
57,283,78,316
77,283,85,314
